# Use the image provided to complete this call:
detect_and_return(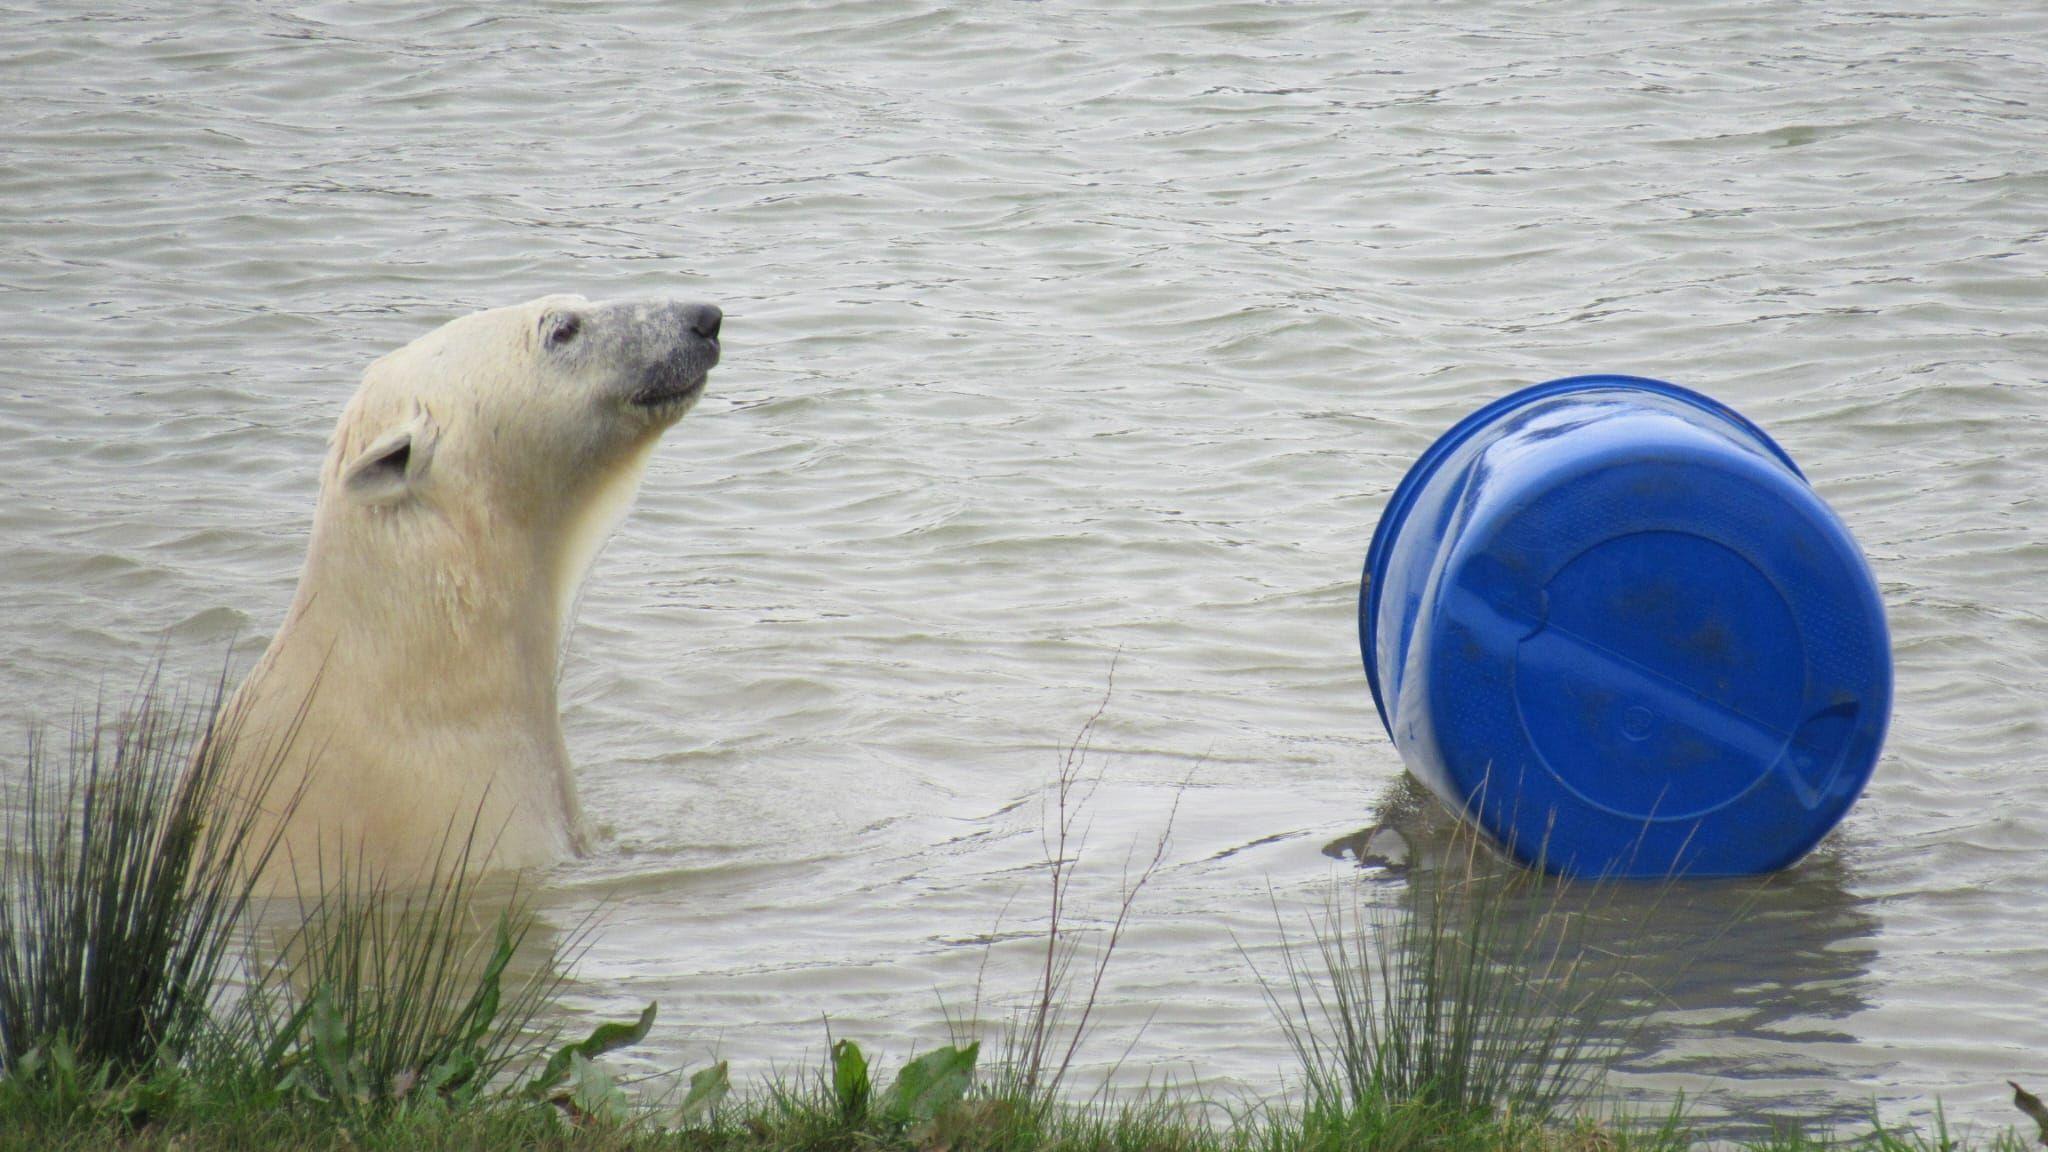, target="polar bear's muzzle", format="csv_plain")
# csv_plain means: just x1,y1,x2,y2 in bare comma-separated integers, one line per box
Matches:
622,300,722,413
